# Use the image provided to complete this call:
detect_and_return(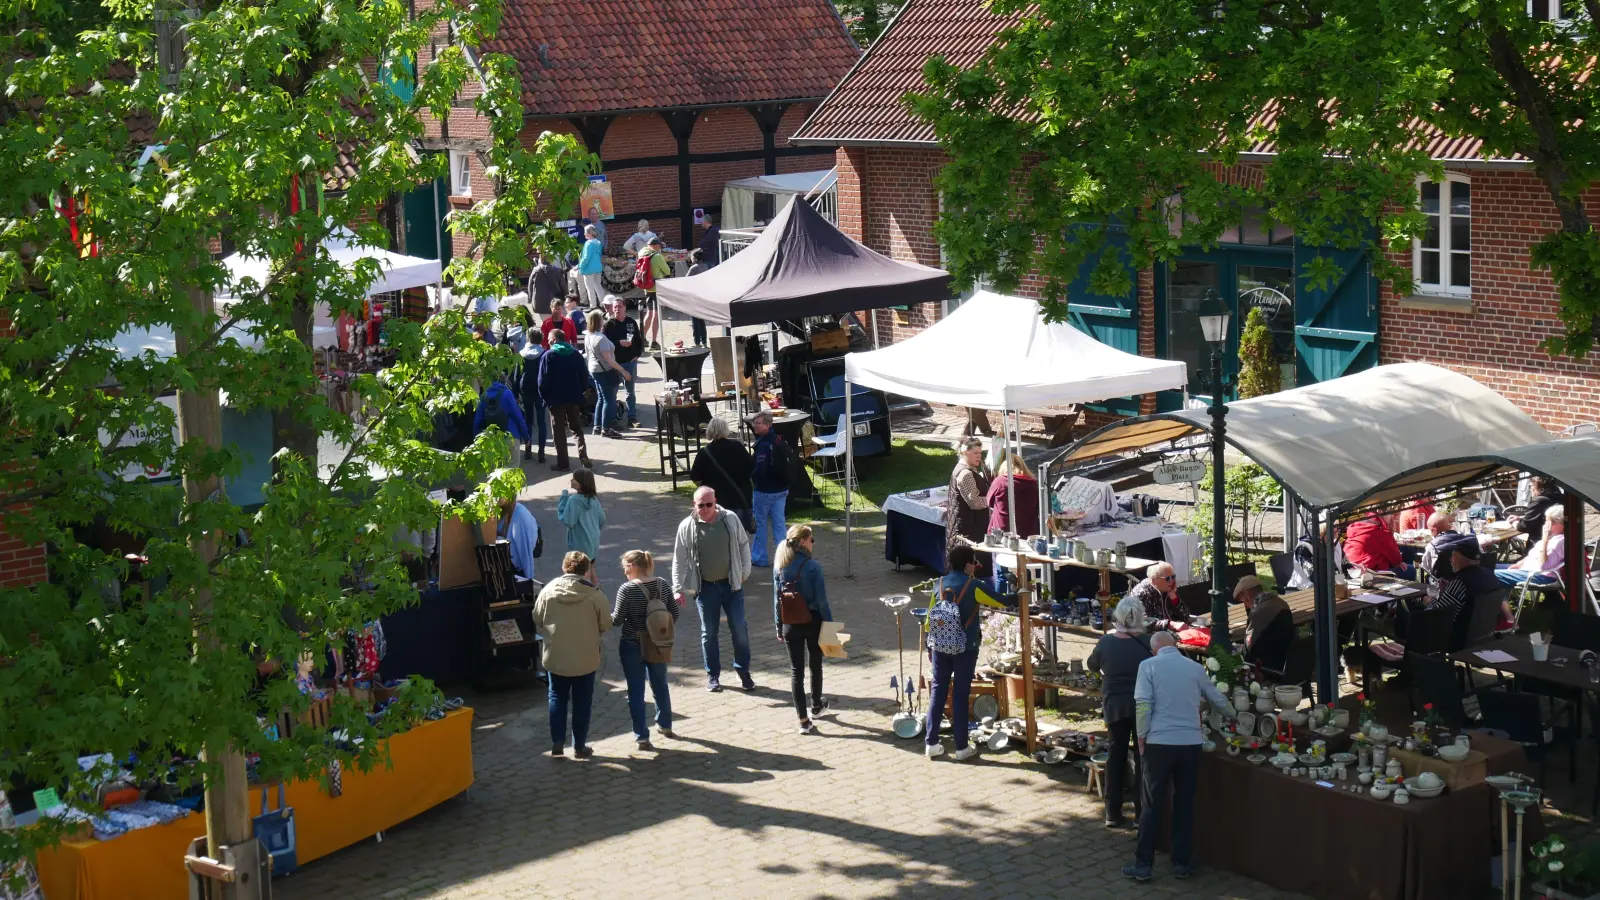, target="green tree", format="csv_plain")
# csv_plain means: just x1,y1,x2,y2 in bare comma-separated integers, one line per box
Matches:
911,1,1600,357
834,0,907,47
0,0,593,872
1237,306,1282,399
